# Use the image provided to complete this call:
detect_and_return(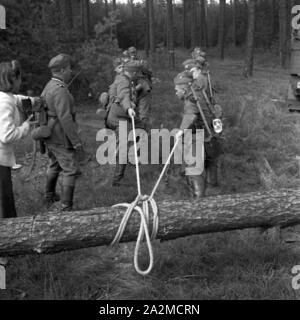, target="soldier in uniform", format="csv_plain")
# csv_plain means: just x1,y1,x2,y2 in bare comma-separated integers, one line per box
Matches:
174,69,222,198
41,54,85,211
106,60,142,187
126,47,153,129
182,58,222,191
